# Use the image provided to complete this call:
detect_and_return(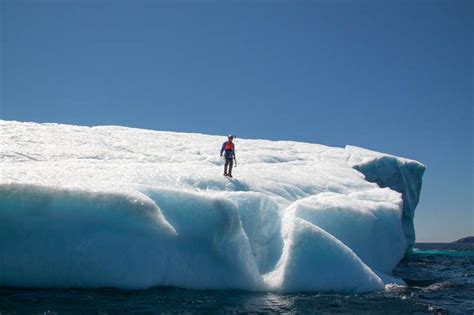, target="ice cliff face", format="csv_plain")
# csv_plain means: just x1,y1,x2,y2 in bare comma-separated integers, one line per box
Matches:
348,147,425,249
0,120,425,292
